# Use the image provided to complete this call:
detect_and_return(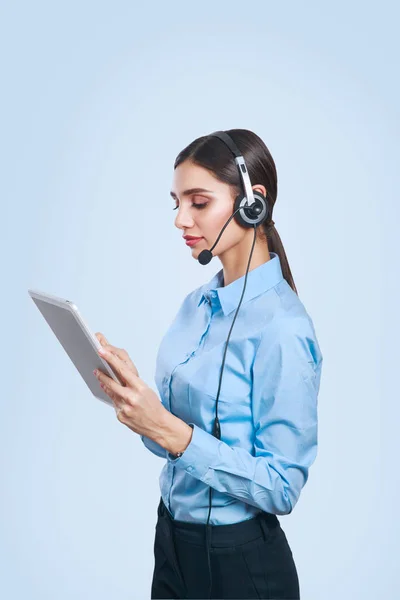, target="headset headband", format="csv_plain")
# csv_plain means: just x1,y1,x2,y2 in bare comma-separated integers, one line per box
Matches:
209,130,256,208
